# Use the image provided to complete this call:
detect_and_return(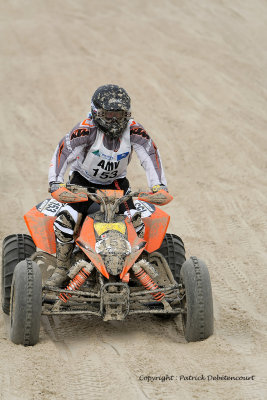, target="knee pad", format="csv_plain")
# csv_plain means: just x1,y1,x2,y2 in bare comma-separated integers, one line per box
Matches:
54,206,78,243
